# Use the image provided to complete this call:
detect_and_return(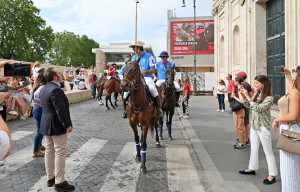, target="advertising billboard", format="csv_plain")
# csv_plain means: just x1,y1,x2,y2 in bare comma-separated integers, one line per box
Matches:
170,20,214,55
